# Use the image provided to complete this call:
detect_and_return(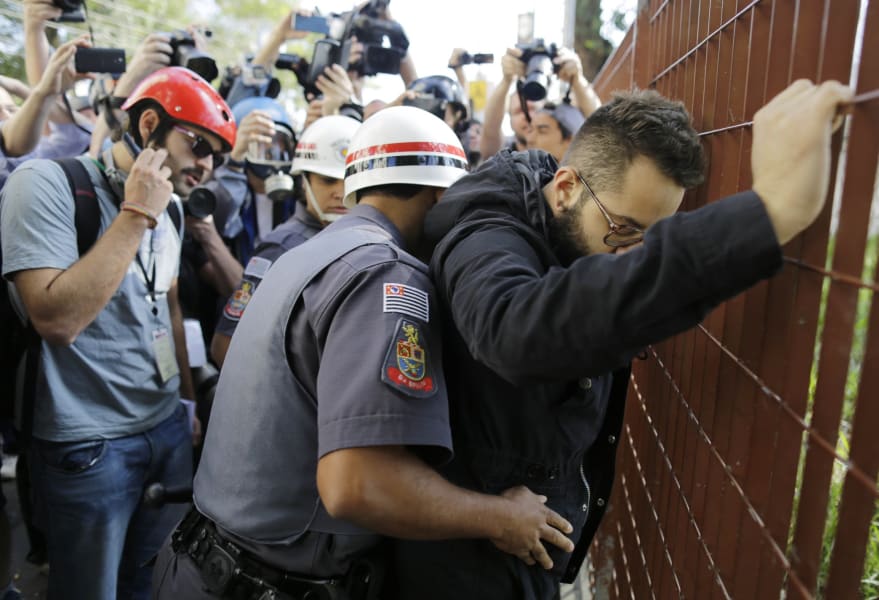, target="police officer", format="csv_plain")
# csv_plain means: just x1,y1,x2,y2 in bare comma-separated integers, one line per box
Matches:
210,115,361,367
152,106,576,600
403,75,469,134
